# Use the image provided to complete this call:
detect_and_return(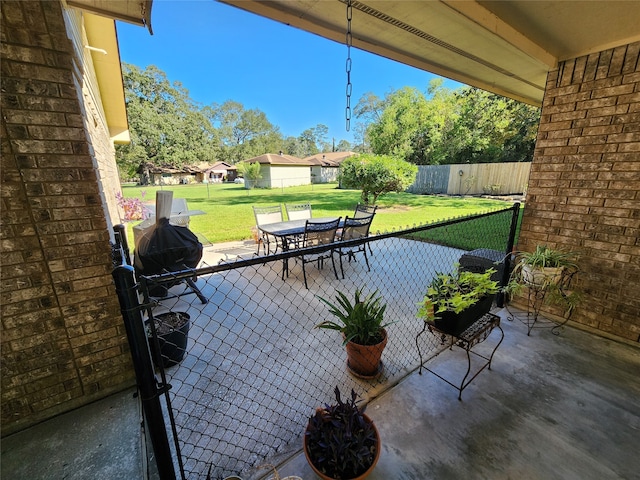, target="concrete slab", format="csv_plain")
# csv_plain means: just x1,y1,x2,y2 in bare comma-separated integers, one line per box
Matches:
272,308,640,480
1,387,143,480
